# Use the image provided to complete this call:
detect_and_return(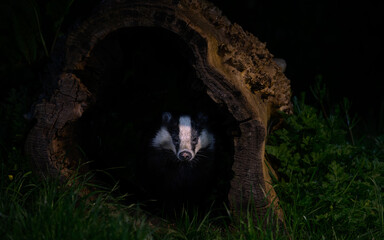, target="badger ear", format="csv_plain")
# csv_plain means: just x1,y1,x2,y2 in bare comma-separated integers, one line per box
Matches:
197,112,208,124
162,112,172,124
